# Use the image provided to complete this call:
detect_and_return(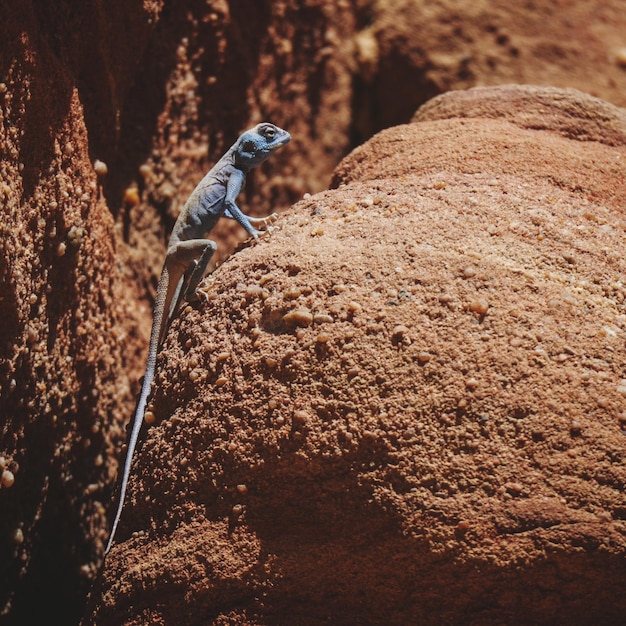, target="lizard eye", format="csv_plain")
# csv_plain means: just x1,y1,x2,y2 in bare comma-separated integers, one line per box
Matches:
262,126,276,140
